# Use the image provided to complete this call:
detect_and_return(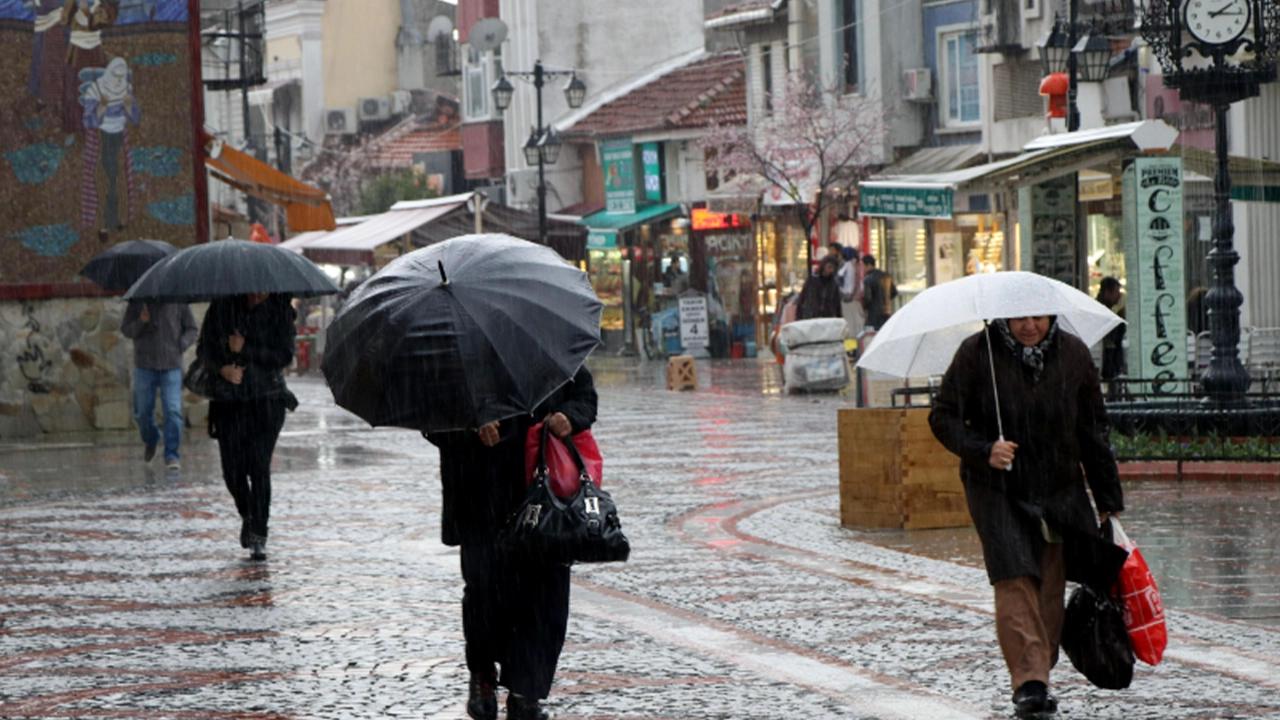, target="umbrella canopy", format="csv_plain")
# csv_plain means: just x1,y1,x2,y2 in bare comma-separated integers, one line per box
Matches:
856,271,1122,378
80,239,176,291
322,233,602,433
123,239,340,303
